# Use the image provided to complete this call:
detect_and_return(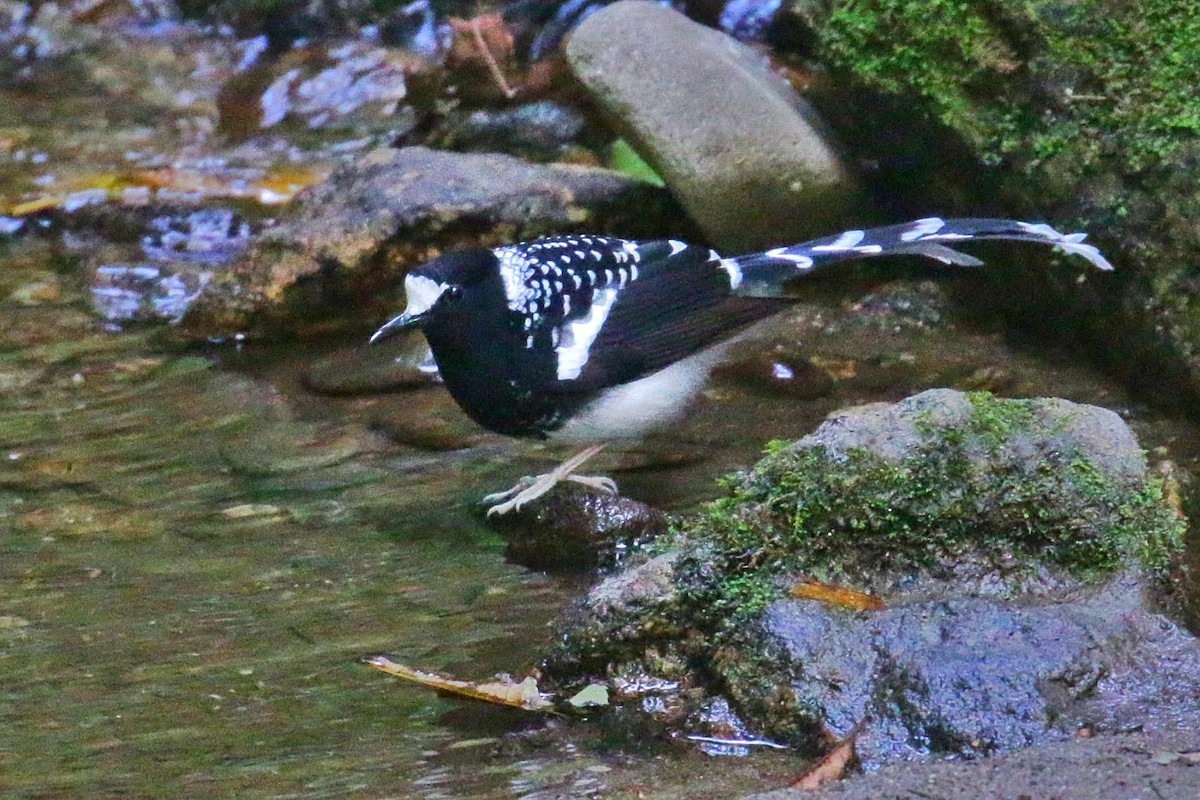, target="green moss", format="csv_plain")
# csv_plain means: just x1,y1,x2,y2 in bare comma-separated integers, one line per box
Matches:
815,0,1200,172
673,393,1186,631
